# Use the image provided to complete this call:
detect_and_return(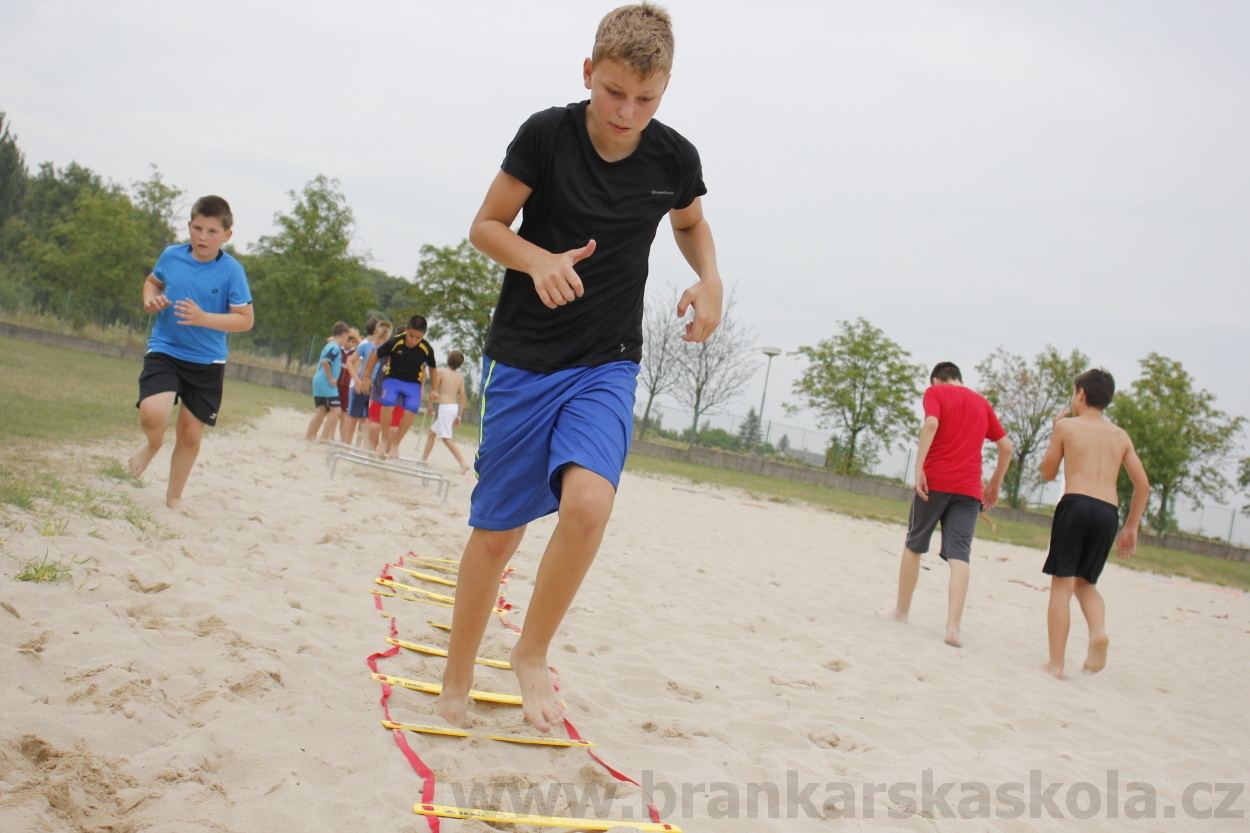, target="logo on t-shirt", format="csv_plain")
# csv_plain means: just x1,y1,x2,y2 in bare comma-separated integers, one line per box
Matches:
651,190,674,196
